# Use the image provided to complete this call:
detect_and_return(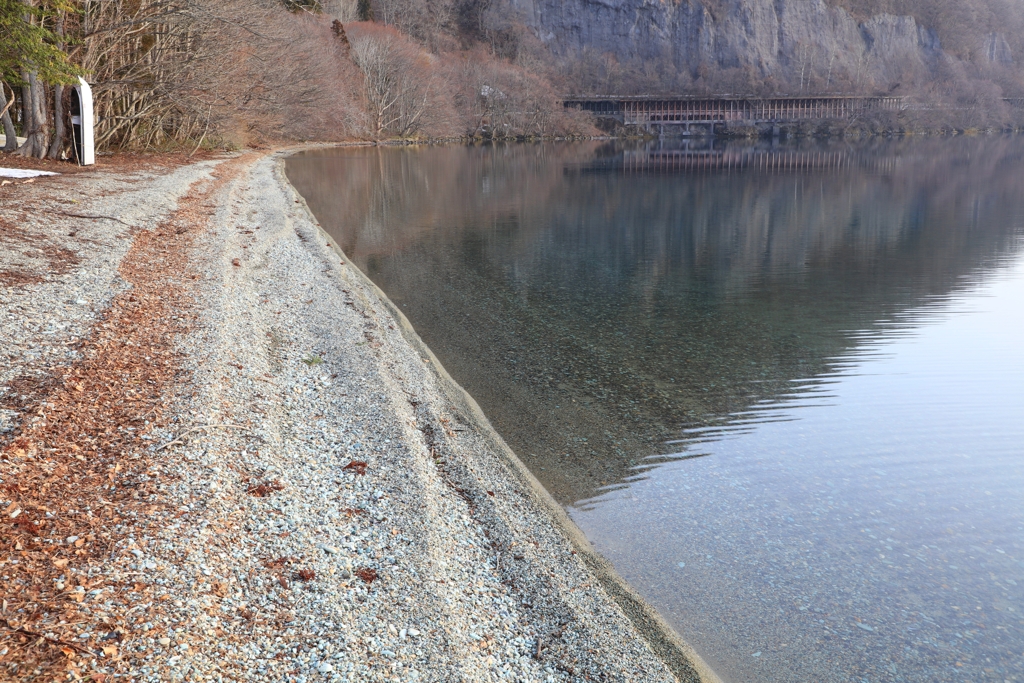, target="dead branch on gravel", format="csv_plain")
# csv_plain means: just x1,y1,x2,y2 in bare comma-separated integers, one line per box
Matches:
0,617,92,656
42,210,134,226
155,423,255,451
